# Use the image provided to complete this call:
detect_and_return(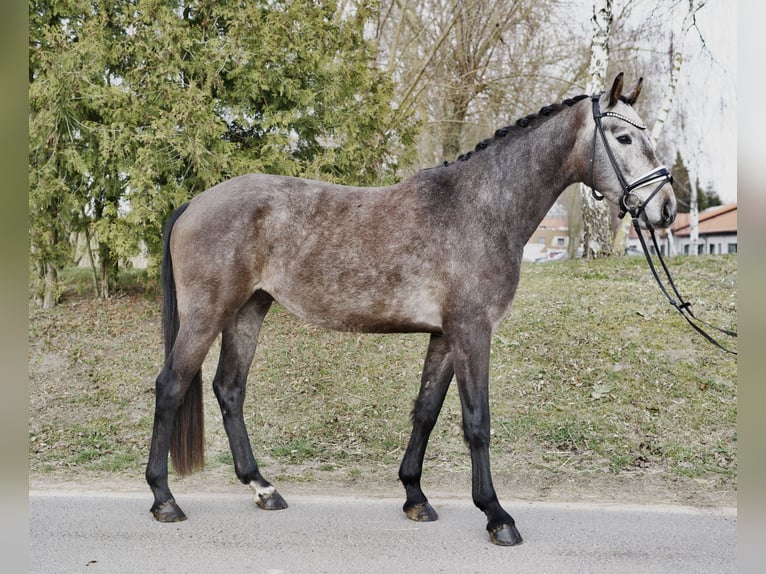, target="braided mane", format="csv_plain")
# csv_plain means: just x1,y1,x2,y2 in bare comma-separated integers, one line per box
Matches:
441,93,589,167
